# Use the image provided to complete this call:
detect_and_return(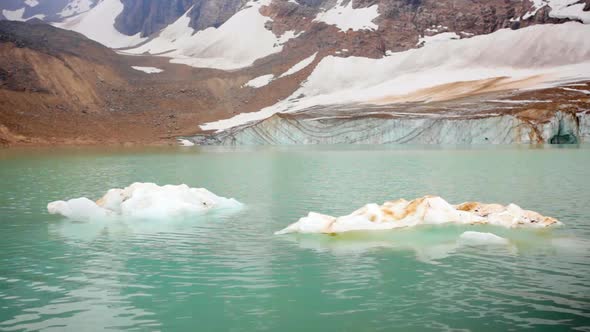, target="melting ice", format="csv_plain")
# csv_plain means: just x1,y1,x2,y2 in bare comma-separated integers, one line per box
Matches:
275,195,561,234
47,182,242,221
